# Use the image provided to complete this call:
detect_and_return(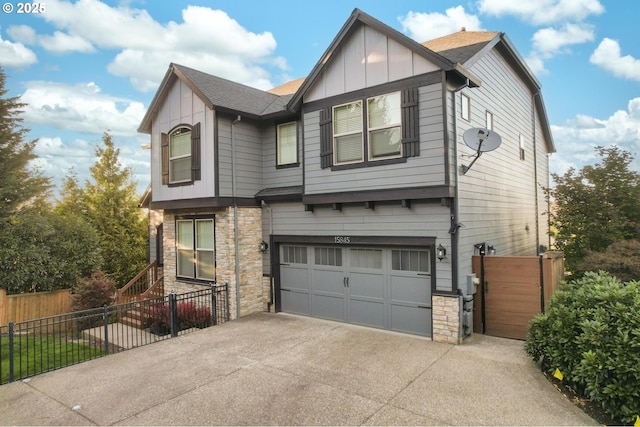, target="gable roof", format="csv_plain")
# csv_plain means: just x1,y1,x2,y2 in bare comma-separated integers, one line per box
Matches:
423,30,500,64
286,8,482,110
424,30,554,152
138,10,553,152
267,77,305,96
138,63,293,133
